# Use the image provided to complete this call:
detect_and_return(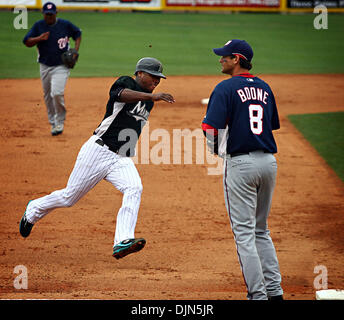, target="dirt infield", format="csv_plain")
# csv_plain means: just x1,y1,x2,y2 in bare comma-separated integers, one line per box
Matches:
0,74,343,300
